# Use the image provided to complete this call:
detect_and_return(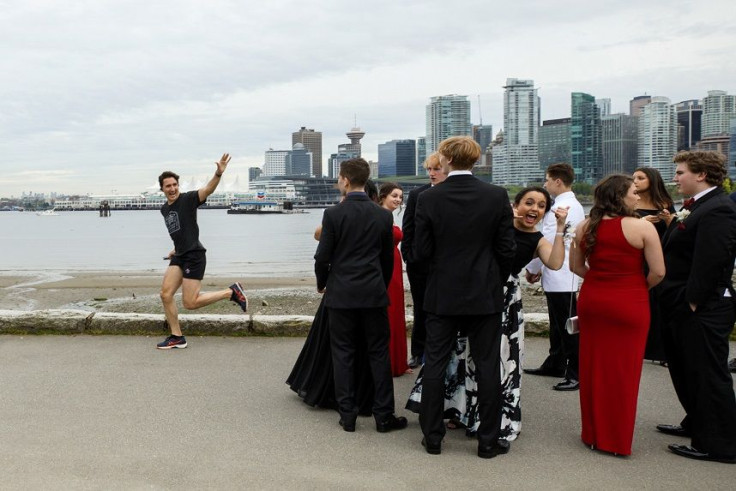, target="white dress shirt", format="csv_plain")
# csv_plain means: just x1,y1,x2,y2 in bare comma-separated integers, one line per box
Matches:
525,190,586,292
